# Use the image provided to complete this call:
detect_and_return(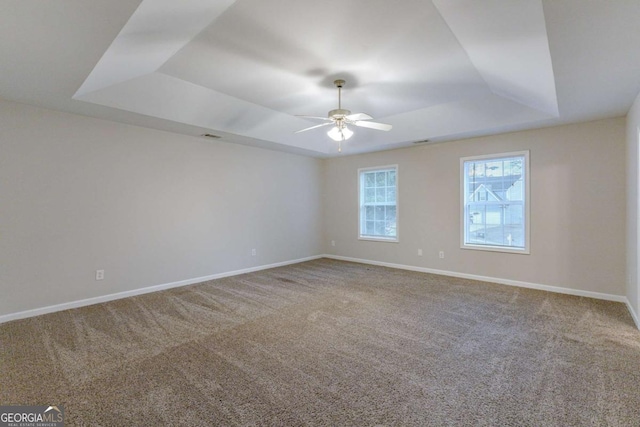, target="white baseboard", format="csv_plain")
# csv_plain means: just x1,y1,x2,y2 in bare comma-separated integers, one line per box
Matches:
0,255,323,324
327,254,640,329
625,298,640,329
4,254,637,330
323,254,628,303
